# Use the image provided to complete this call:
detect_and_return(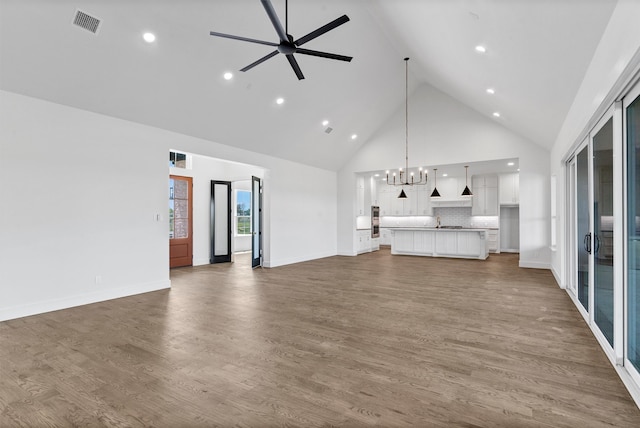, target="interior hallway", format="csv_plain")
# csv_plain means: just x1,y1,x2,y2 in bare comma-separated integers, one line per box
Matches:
1,251,639,427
